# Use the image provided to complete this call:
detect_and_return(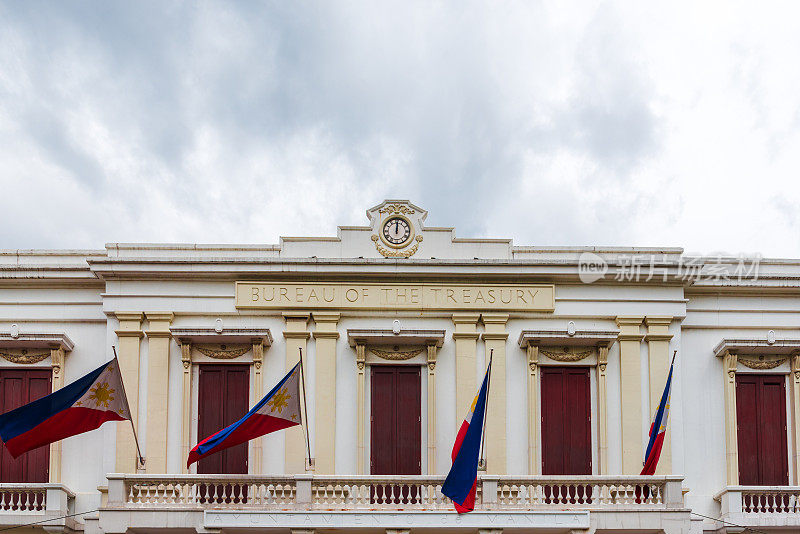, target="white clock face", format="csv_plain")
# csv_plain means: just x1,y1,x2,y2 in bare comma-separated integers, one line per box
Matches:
382,217,412,246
